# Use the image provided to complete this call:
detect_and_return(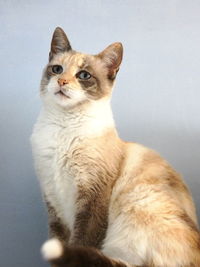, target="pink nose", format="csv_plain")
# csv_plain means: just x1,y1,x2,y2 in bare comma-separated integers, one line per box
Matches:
58,78,68,86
